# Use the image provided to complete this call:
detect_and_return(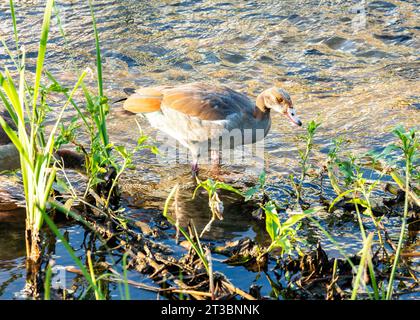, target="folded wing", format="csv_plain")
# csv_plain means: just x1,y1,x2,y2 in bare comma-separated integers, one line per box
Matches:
123,83,251,121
